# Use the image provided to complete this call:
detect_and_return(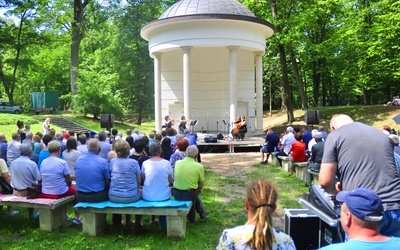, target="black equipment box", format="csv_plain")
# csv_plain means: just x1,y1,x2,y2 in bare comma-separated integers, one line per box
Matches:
284,209,320,250
204,134,218,143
